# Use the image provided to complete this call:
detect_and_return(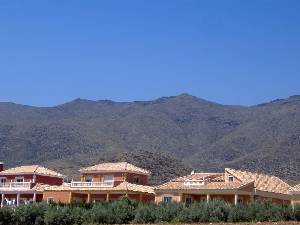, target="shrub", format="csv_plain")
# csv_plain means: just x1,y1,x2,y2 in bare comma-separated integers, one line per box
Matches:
110,198,137,224
294,204,300,221
84,202,112,224
85,198,137,224
245,200,293,222
44,206,85,225
0,198,299,224
14,202,49,225
281,205,294,221
177,201,209,223
204,200,231,222
155,202,184,223
134,202,157,223
0,206,14,225
228,204,251,222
